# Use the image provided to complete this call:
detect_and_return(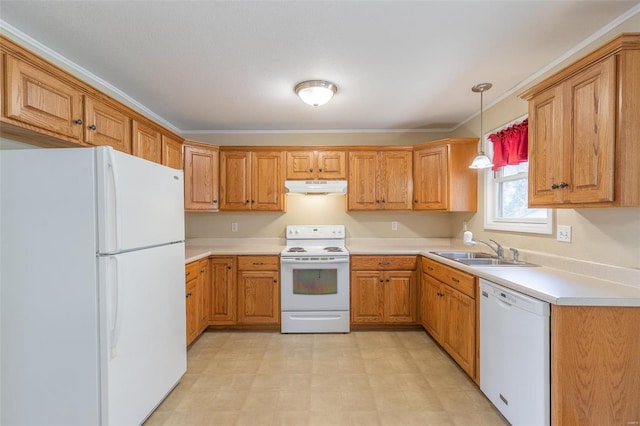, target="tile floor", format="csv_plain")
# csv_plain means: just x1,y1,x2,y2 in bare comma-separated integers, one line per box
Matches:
144,330,509,426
